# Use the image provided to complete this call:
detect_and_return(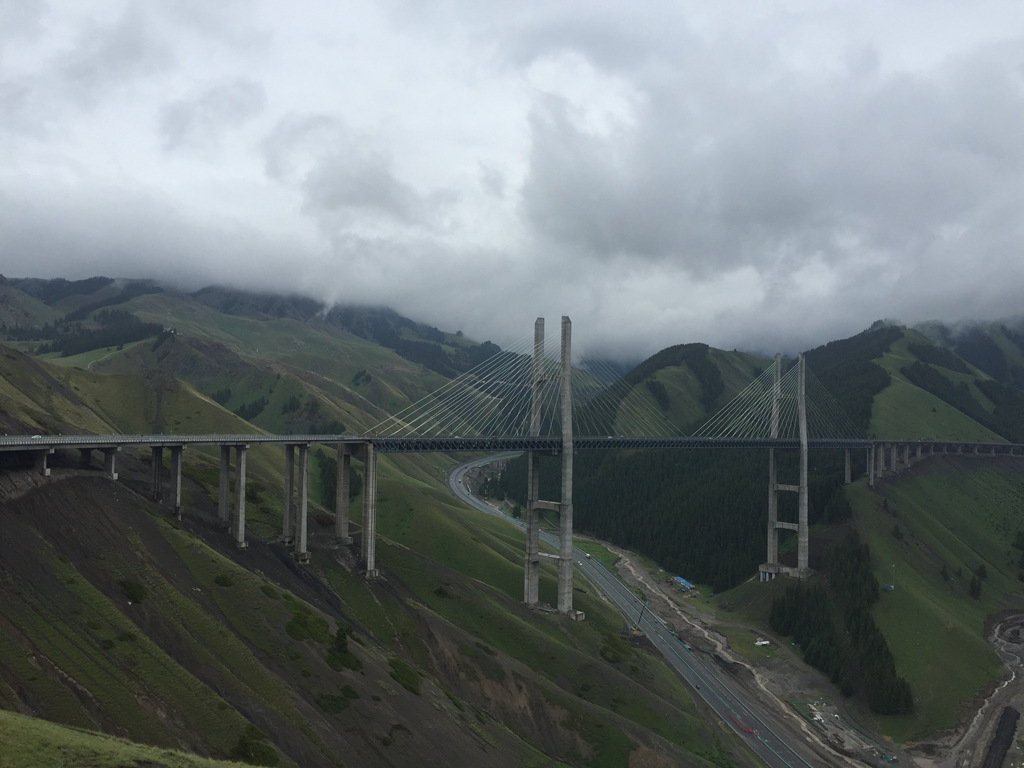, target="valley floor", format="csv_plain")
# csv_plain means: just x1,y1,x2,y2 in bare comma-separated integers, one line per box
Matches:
592,539,1024,768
